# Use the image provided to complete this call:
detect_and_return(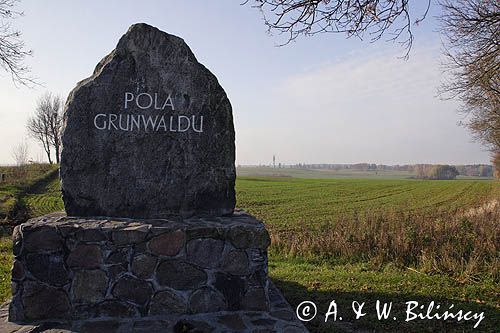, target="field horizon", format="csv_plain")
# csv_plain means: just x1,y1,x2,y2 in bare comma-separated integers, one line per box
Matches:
236,165,495,180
